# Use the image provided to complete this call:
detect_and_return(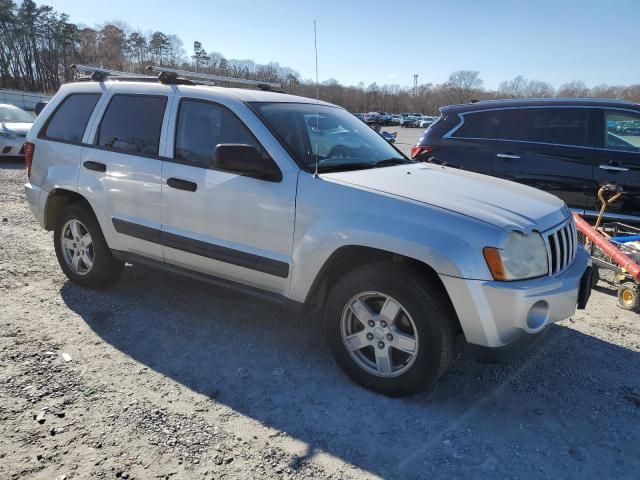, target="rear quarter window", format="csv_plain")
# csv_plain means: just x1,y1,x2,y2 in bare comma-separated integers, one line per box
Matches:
451,110,509,139
41,93,101,143
506,108,589,147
